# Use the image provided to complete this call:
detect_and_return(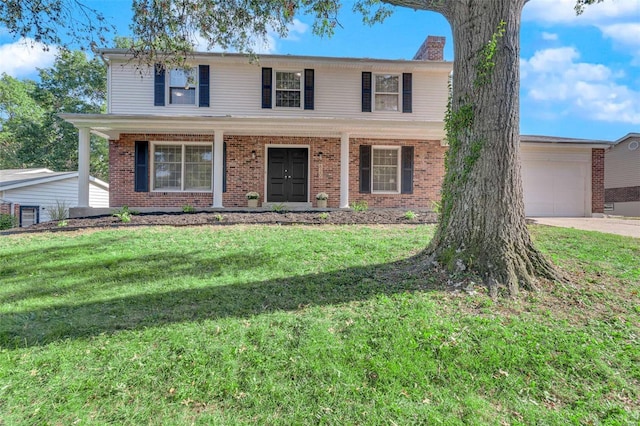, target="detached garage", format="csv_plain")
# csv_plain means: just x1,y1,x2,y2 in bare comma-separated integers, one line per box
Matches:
520,136,613,217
